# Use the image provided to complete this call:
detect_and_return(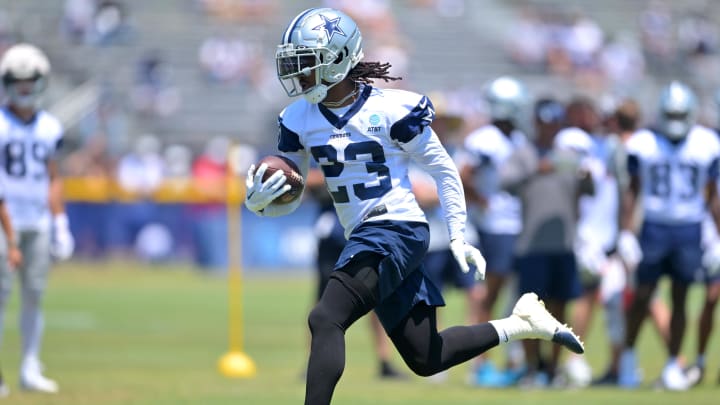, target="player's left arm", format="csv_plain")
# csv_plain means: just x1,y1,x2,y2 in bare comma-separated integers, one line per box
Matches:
401,123,485,279
47,138,74,260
